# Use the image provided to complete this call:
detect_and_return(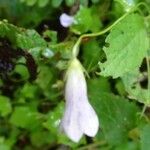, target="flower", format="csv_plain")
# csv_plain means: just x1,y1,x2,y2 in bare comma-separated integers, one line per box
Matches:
61,58,99,142
59,13,74,28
